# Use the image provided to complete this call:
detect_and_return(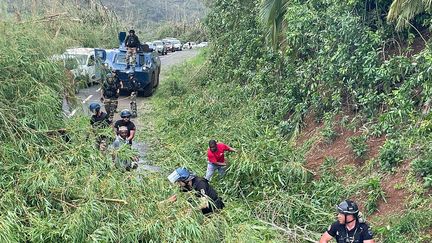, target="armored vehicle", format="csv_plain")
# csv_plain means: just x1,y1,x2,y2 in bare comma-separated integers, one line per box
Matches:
95,32,161,97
